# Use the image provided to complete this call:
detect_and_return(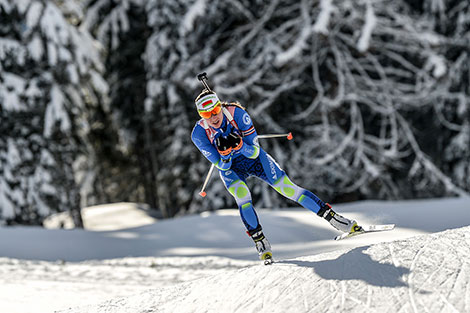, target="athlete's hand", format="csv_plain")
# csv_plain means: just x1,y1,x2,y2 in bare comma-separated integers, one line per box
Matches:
227,132,243,151
215,136,232,158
